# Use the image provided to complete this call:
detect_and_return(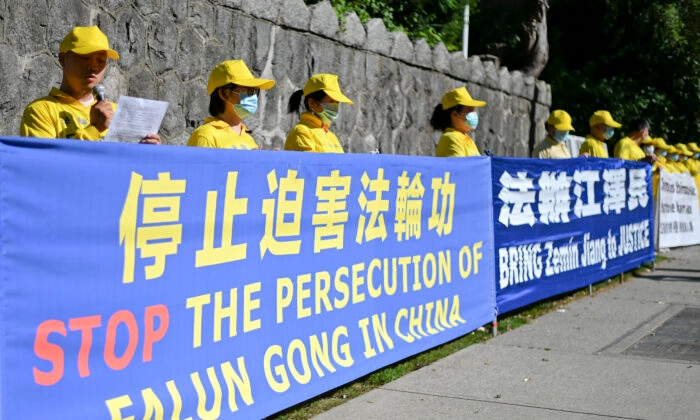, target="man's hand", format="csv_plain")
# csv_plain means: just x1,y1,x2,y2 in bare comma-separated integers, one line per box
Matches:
139,133,161,145
90,100,114,132
642,153,657,164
